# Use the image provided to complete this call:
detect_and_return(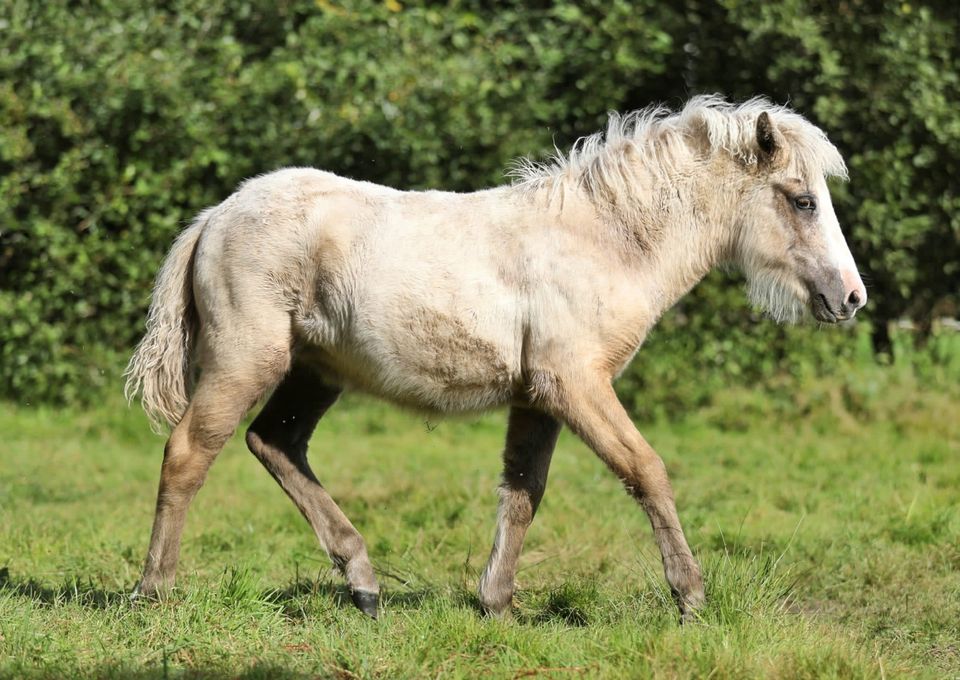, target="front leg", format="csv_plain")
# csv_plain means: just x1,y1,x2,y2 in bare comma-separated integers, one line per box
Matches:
478,406,561,616
546,374,705,621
